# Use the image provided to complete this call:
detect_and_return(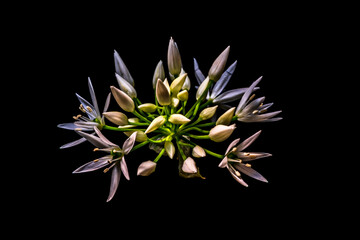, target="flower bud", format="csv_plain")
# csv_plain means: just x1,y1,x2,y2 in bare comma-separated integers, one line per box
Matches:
138,103,157,113
156,79,171,106
180,68,191,90
216,107,235,125
192,145,206,158
171,97,180,108
110,86,135,112
114,50,134,86
177,90,188,101
182,157,197,173
196,77,210,100
137,160,157,176
199,105,218,121
124,130,148,142
165,141,175,159
168,114,191,125
209,124,236,142
167,37,182,76
170,73,187,96
128,118,139,124
152,60,165,89
145,115,166,134
208,46,230,82
115,73,137,98
103,111,128,126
